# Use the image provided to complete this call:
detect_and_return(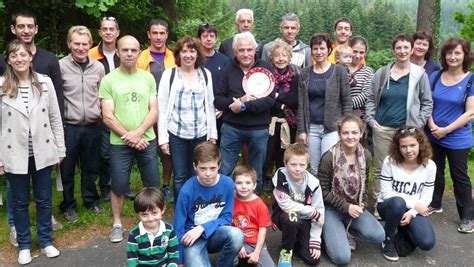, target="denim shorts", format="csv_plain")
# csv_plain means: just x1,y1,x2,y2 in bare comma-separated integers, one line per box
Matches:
109,139,160,194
